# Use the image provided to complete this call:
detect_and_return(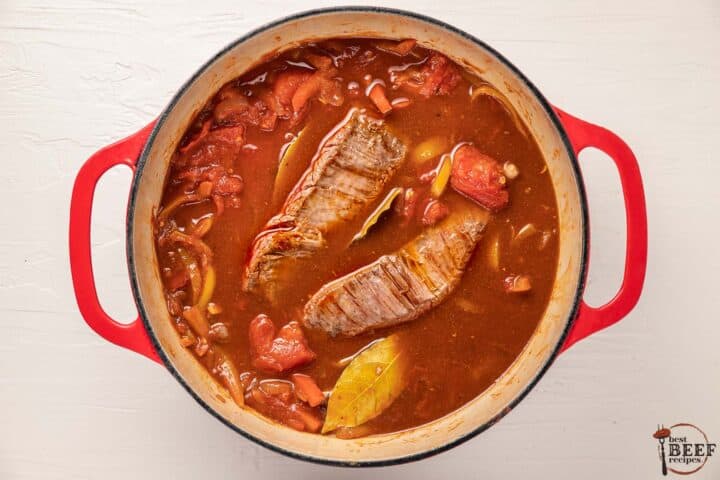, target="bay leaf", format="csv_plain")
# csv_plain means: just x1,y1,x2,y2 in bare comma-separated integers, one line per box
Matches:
351,187,403,243
272,128,305,207
322,334,408,434
430,154,452,198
